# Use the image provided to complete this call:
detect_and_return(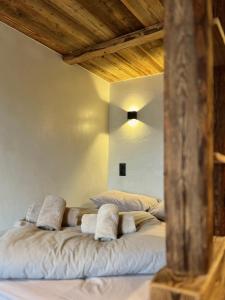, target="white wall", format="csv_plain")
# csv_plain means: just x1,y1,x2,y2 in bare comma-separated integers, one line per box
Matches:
0,22,110,230
108,74,164,199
